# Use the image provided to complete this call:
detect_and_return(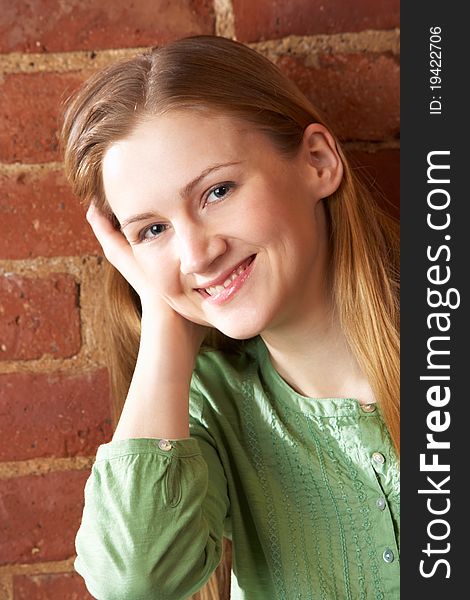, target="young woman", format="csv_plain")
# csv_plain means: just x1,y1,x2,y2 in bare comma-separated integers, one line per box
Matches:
61,35,400,600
